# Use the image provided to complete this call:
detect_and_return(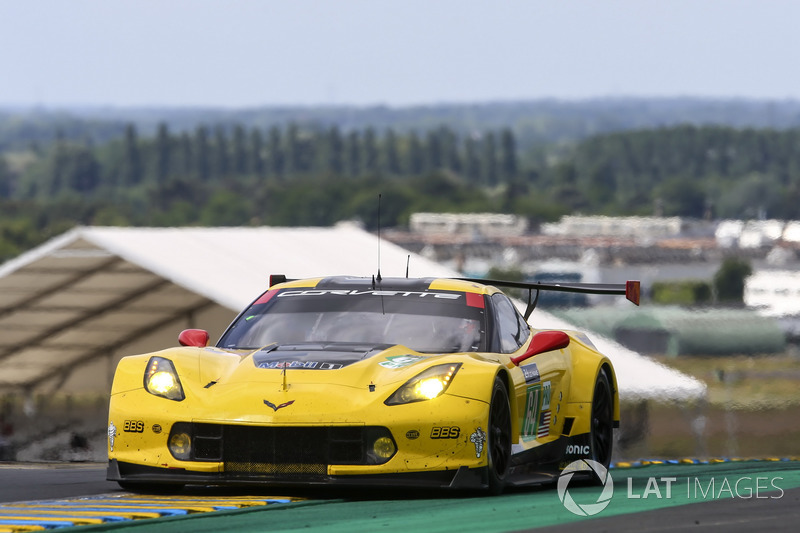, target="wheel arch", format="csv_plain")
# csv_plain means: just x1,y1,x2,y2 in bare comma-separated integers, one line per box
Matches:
598,361,621,428
494,367,519,438
566,350,620,427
